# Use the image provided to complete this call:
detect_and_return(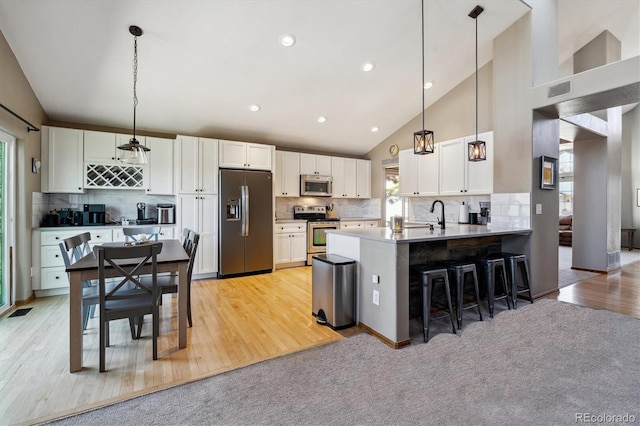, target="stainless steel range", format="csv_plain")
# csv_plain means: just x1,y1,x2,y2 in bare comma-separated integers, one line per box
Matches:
293,206,340,265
